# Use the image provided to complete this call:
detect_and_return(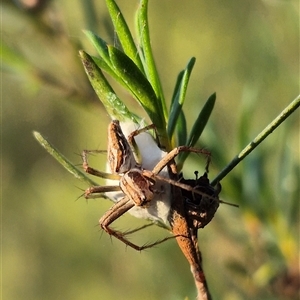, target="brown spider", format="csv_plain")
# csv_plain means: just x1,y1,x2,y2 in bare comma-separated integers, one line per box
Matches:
82,120,213,250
